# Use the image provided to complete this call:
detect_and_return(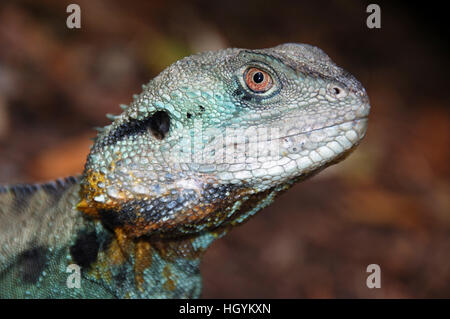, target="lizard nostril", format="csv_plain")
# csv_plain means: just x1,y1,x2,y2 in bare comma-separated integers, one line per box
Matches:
328,84,347,99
